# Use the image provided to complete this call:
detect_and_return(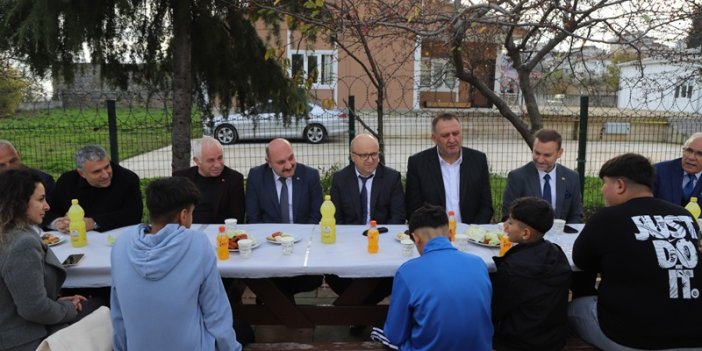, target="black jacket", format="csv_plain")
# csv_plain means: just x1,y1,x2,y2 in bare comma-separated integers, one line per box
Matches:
491,239,572,351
